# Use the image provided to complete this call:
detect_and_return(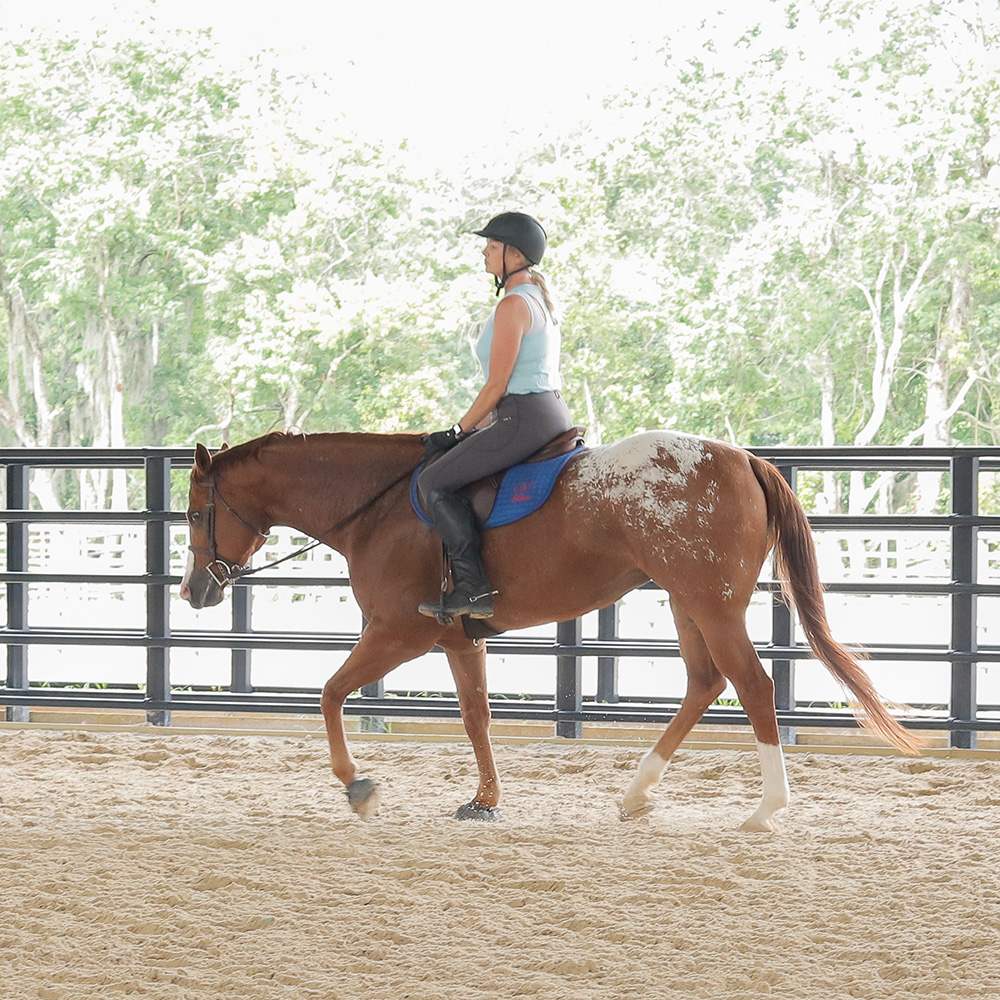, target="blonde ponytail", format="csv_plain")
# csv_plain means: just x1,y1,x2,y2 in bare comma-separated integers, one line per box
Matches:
527,269,559,325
